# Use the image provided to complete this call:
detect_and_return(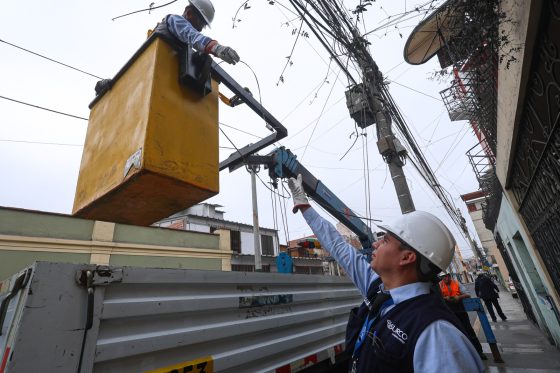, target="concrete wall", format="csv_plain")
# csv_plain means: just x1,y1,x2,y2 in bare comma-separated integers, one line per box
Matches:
496,0,542,186
0,251,90,280
493,0,560,346
496,198,560,346
109,255,221,270
0,207,231,280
